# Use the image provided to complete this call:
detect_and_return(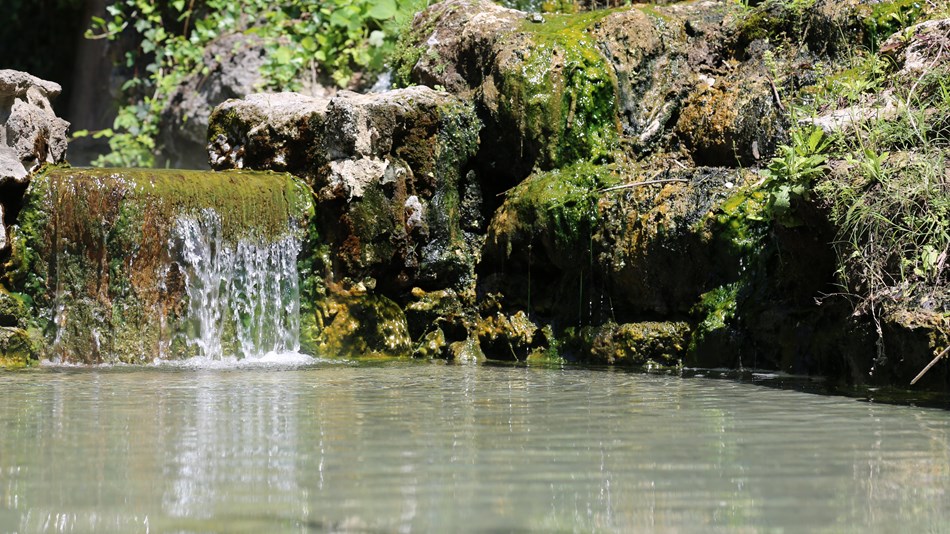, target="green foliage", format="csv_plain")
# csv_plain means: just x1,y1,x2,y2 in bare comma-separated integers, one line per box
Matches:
763,126,831,225
761,6,950,314
87,0,429,167
864,0,922,51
